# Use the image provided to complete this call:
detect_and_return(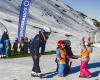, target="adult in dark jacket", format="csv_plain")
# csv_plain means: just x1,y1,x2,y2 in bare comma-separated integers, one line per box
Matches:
30,26,51,77
1,31,9,54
